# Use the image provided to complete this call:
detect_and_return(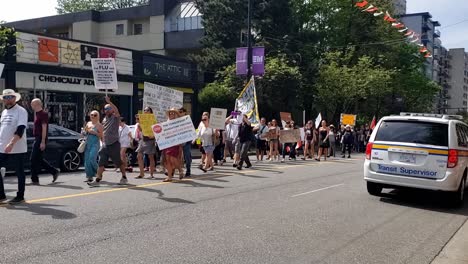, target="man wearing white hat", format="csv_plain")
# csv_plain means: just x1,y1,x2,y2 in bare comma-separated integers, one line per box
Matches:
0,89,28,204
